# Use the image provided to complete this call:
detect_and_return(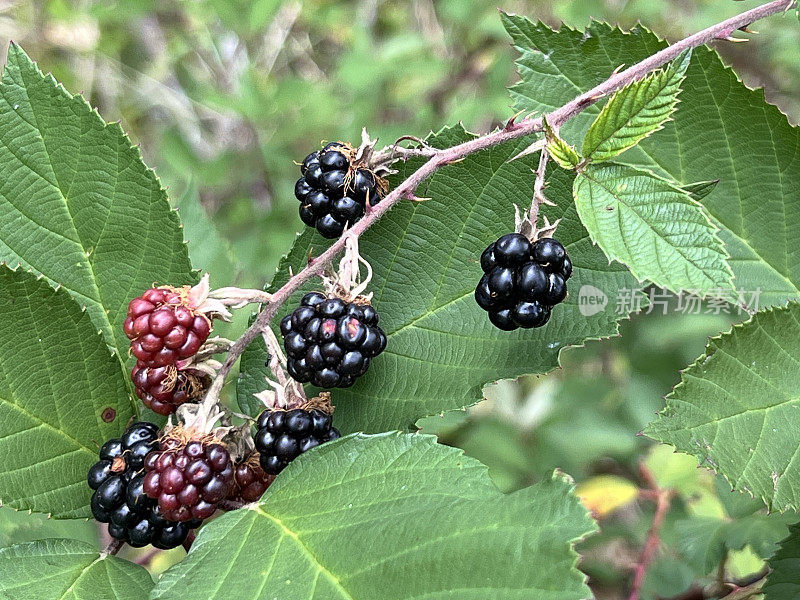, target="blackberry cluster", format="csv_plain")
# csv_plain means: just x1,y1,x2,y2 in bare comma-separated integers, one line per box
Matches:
143,437,234,522
294,143,383,239
124,286,212,415
123,287,211,368
88,422,197,549
230,455,274,503
131,364,209,416
255,407,341,475
280,292,387,388
475,234,572,331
